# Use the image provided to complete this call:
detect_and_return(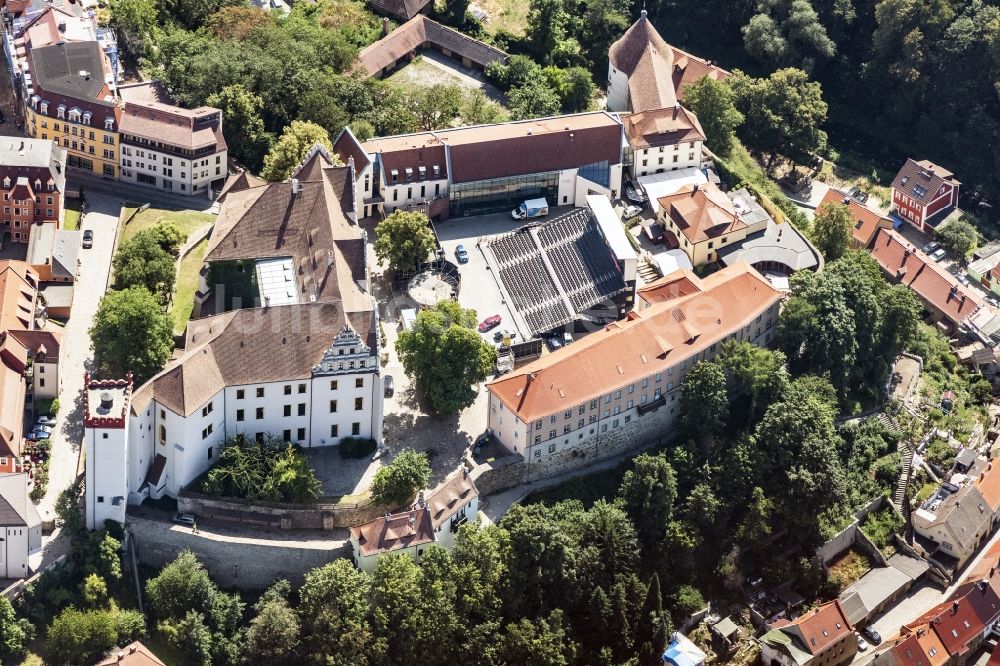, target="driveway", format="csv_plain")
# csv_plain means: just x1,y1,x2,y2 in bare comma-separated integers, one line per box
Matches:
35,191,122,524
